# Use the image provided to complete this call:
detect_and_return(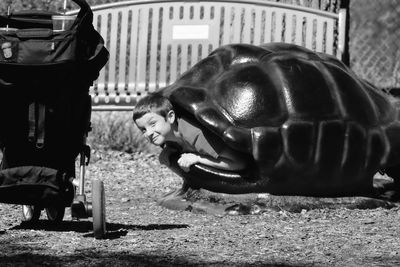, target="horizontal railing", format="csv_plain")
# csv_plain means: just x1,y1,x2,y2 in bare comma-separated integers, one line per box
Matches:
68,0,345,110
